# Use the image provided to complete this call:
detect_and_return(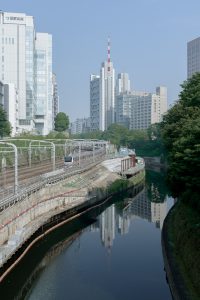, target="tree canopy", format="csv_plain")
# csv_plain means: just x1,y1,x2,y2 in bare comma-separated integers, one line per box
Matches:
0,105,11,138
54,112,69,132
161,73,200,210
